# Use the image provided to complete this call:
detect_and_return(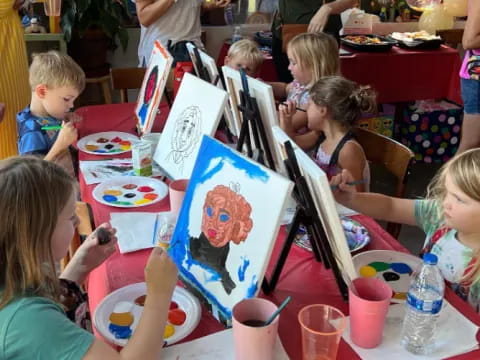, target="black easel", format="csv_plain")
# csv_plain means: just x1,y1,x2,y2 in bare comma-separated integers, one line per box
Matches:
235,69,276,171
189,43,234,143
261,141,349,301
